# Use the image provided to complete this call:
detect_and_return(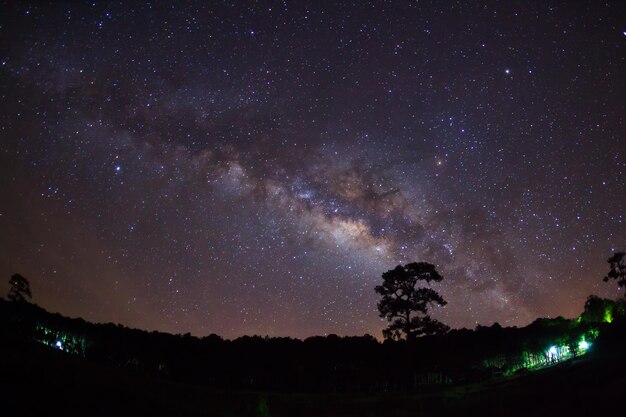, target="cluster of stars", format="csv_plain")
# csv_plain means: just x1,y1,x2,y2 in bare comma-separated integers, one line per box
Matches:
0,1,624,338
